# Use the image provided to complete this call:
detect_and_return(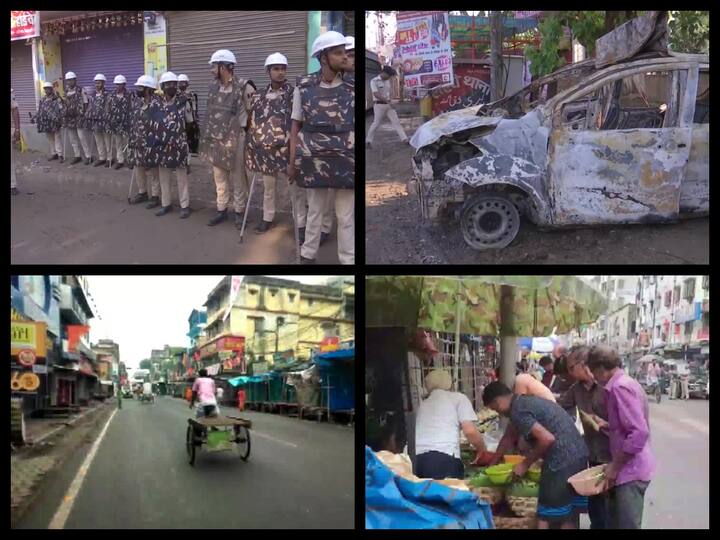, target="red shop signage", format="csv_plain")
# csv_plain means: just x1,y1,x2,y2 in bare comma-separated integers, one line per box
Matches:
432,64,491,116
11,11,40,41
